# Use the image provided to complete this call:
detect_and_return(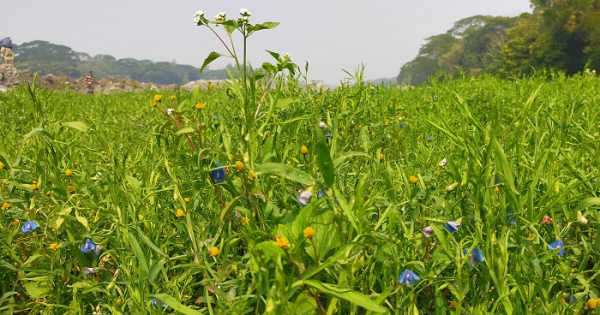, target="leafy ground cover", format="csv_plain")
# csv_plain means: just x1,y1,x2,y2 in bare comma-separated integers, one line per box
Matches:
1,69,600,314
